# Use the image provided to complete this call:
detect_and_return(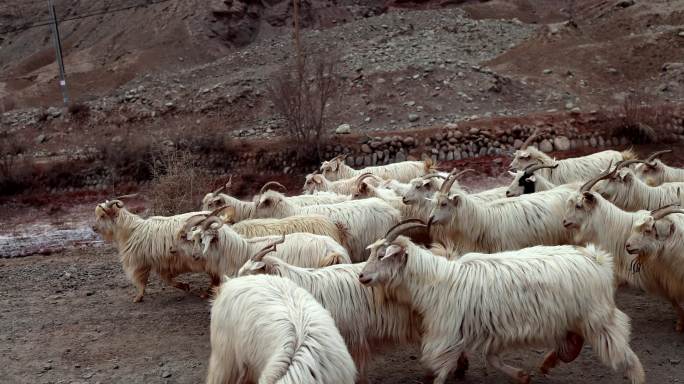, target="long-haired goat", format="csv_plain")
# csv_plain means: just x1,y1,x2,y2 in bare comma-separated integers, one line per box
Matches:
320,154,435,182
358,221,645,384
93,198,210,302
428,170,575,253
175,216,350,282
625,204,684,332
509,129,635,184
207,274,356,384
563,170,684,330
230,213,348,246
634,150,684,186
593,160,684,211
237,243,423,383
302,172,382,195
253,191,401,262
